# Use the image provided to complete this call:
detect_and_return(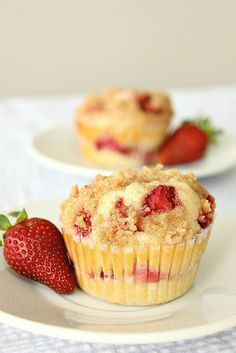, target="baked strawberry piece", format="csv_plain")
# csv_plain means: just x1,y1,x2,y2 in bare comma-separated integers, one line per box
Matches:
96,137,132,156
198,194,216,229
136,93,164,114
141,185,180,216
74,209,92,238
